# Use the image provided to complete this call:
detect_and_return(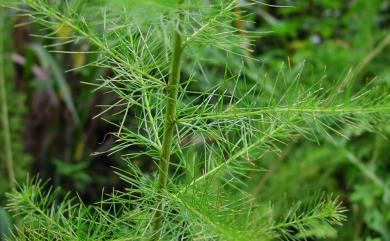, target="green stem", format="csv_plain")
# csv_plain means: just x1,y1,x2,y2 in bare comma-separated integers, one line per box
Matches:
178,105,390,123
0,9,15,190
153,28,183,236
